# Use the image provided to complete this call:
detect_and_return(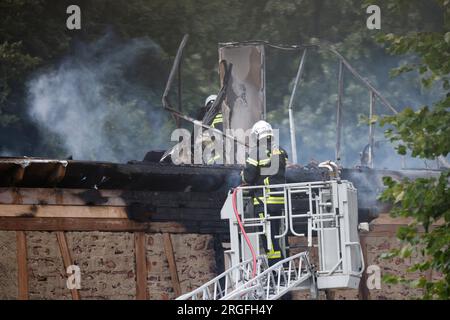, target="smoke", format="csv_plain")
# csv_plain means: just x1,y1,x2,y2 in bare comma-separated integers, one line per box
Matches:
0,149,15,157
266,47,446,170
27,33,172,163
